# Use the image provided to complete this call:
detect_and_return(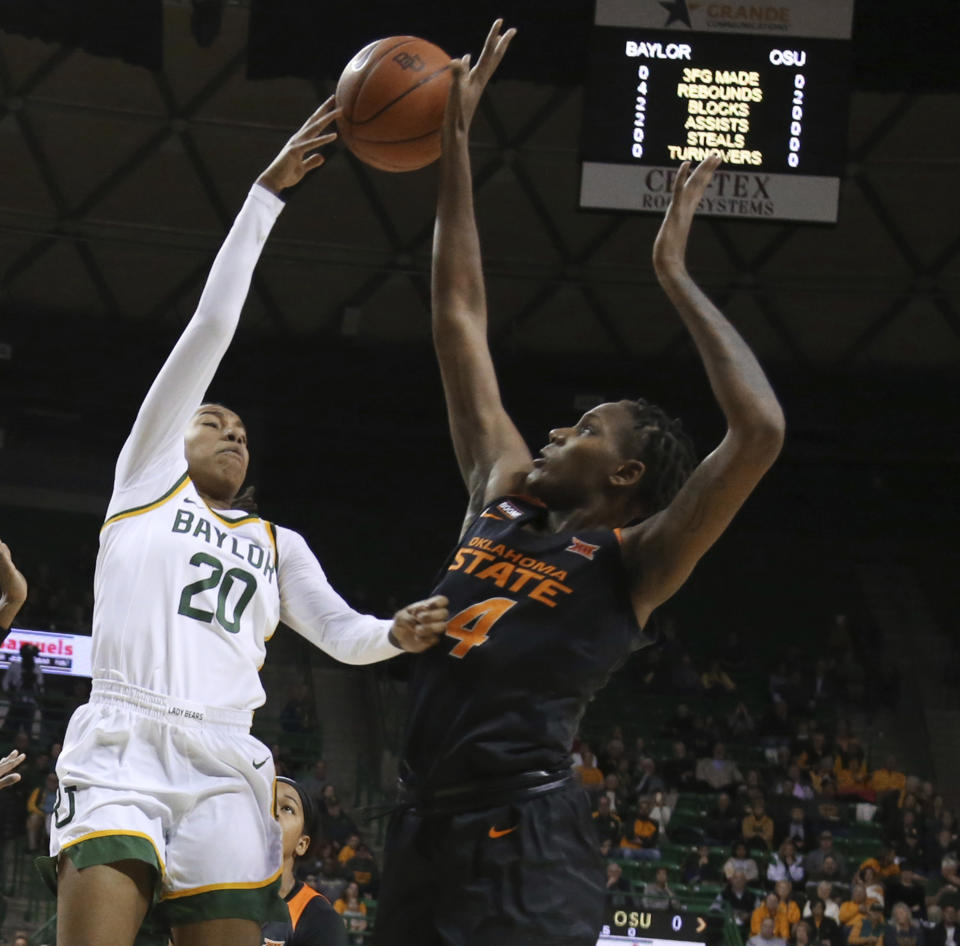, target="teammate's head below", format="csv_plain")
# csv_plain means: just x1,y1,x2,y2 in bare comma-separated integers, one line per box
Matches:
276,777,315,863
525,399,695,522
184,403,251,506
